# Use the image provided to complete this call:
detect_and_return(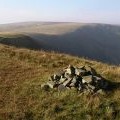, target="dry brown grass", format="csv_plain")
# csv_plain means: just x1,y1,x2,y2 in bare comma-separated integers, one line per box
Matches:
0,44,120,120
